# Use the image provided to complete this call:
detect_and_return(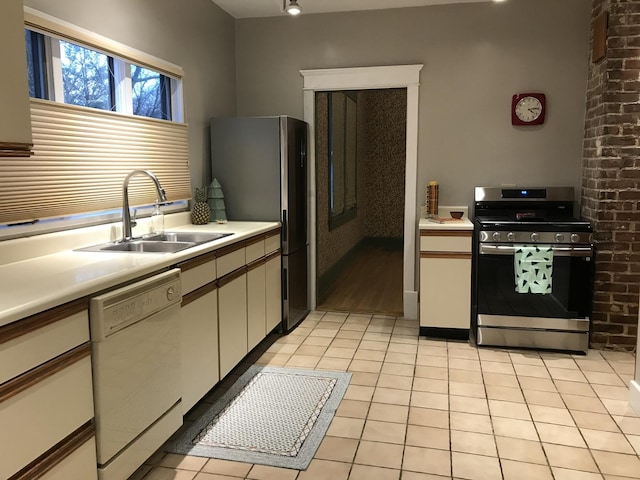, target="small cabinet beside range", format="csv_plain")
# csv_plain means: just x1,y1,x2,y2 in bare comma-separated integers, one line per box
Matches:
419,218,474,339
